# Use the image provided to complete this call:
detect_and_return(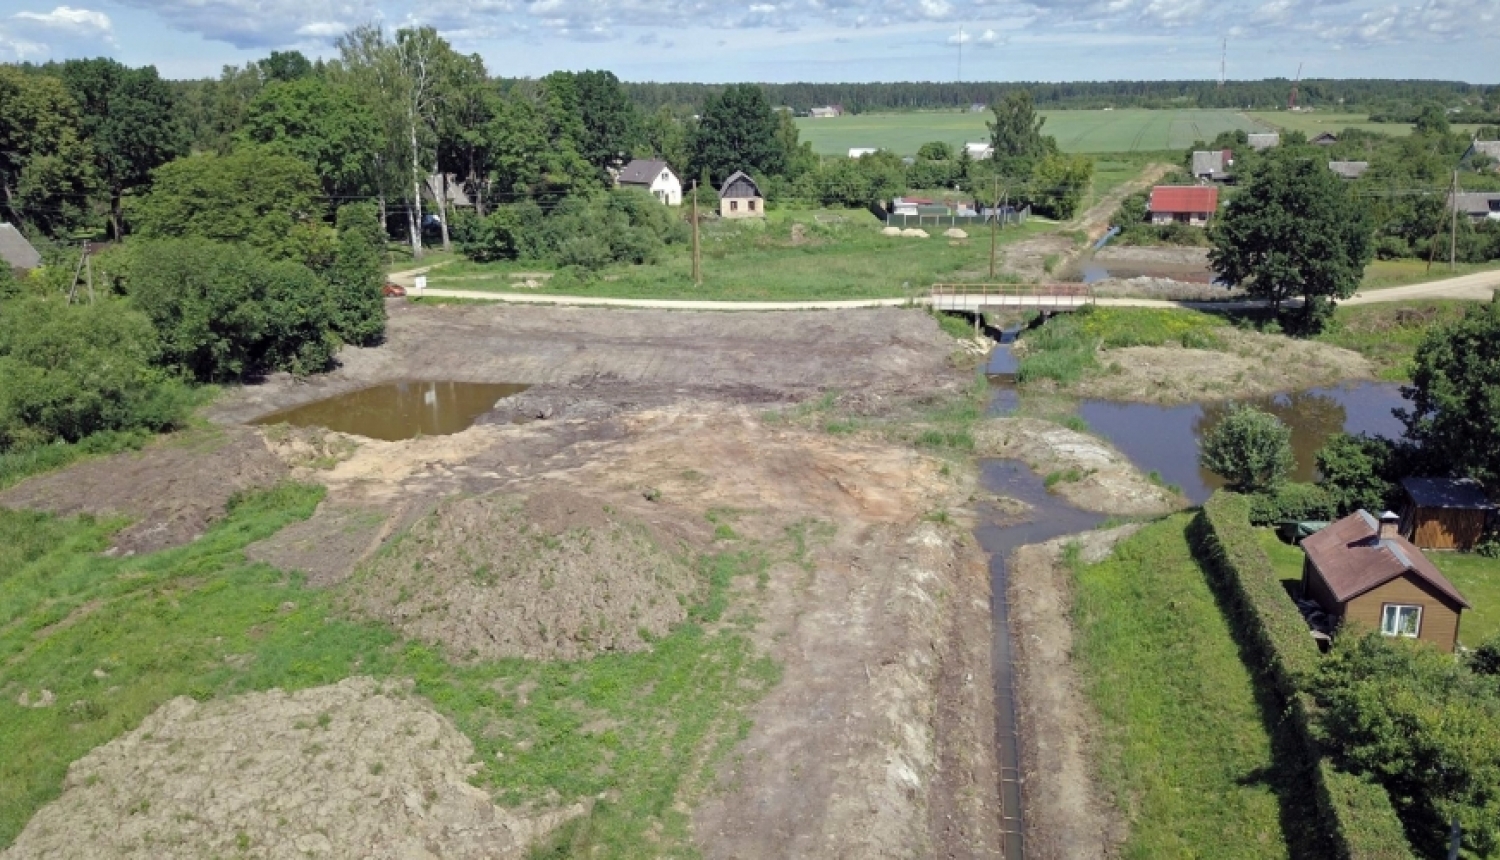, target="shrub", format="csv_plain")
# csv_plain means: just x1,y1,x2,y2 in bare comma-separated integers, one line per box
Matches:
1316,433,1400,517
1200,405,1294,493
0,298,193,450
1246,481,1337,526
327,203,387,347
